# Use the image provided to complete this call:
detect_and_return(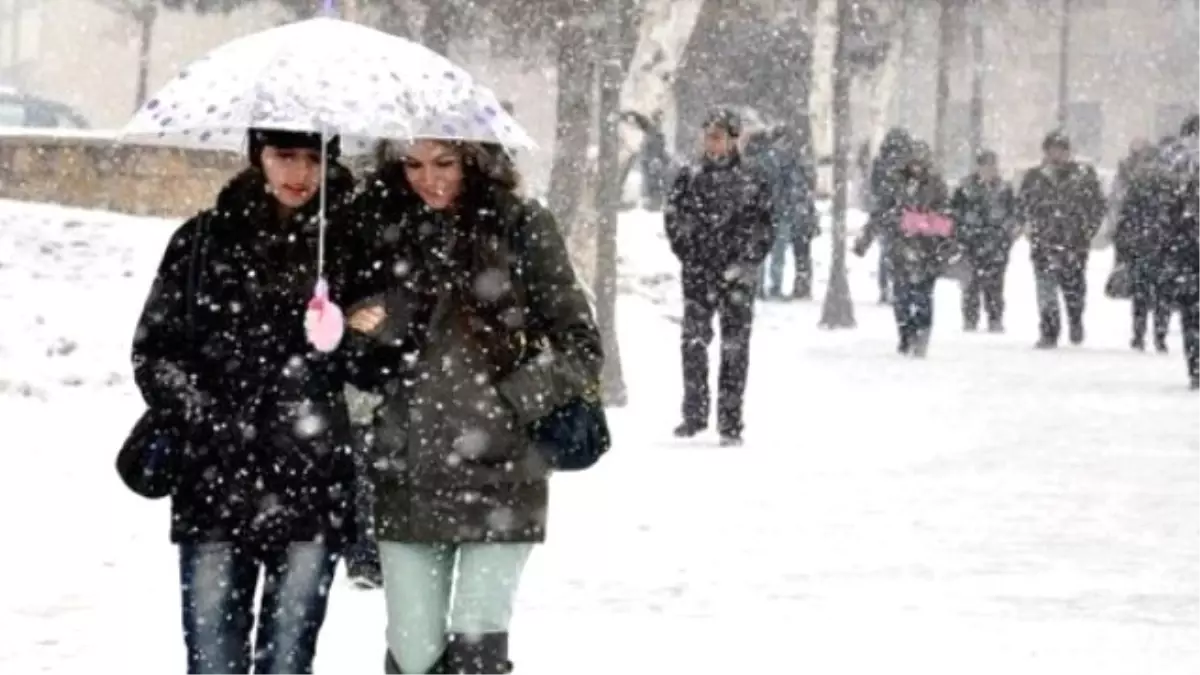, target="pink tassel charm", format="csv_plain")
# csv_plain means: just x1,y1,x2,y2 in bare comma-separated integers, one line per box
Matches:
304,277,345,353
